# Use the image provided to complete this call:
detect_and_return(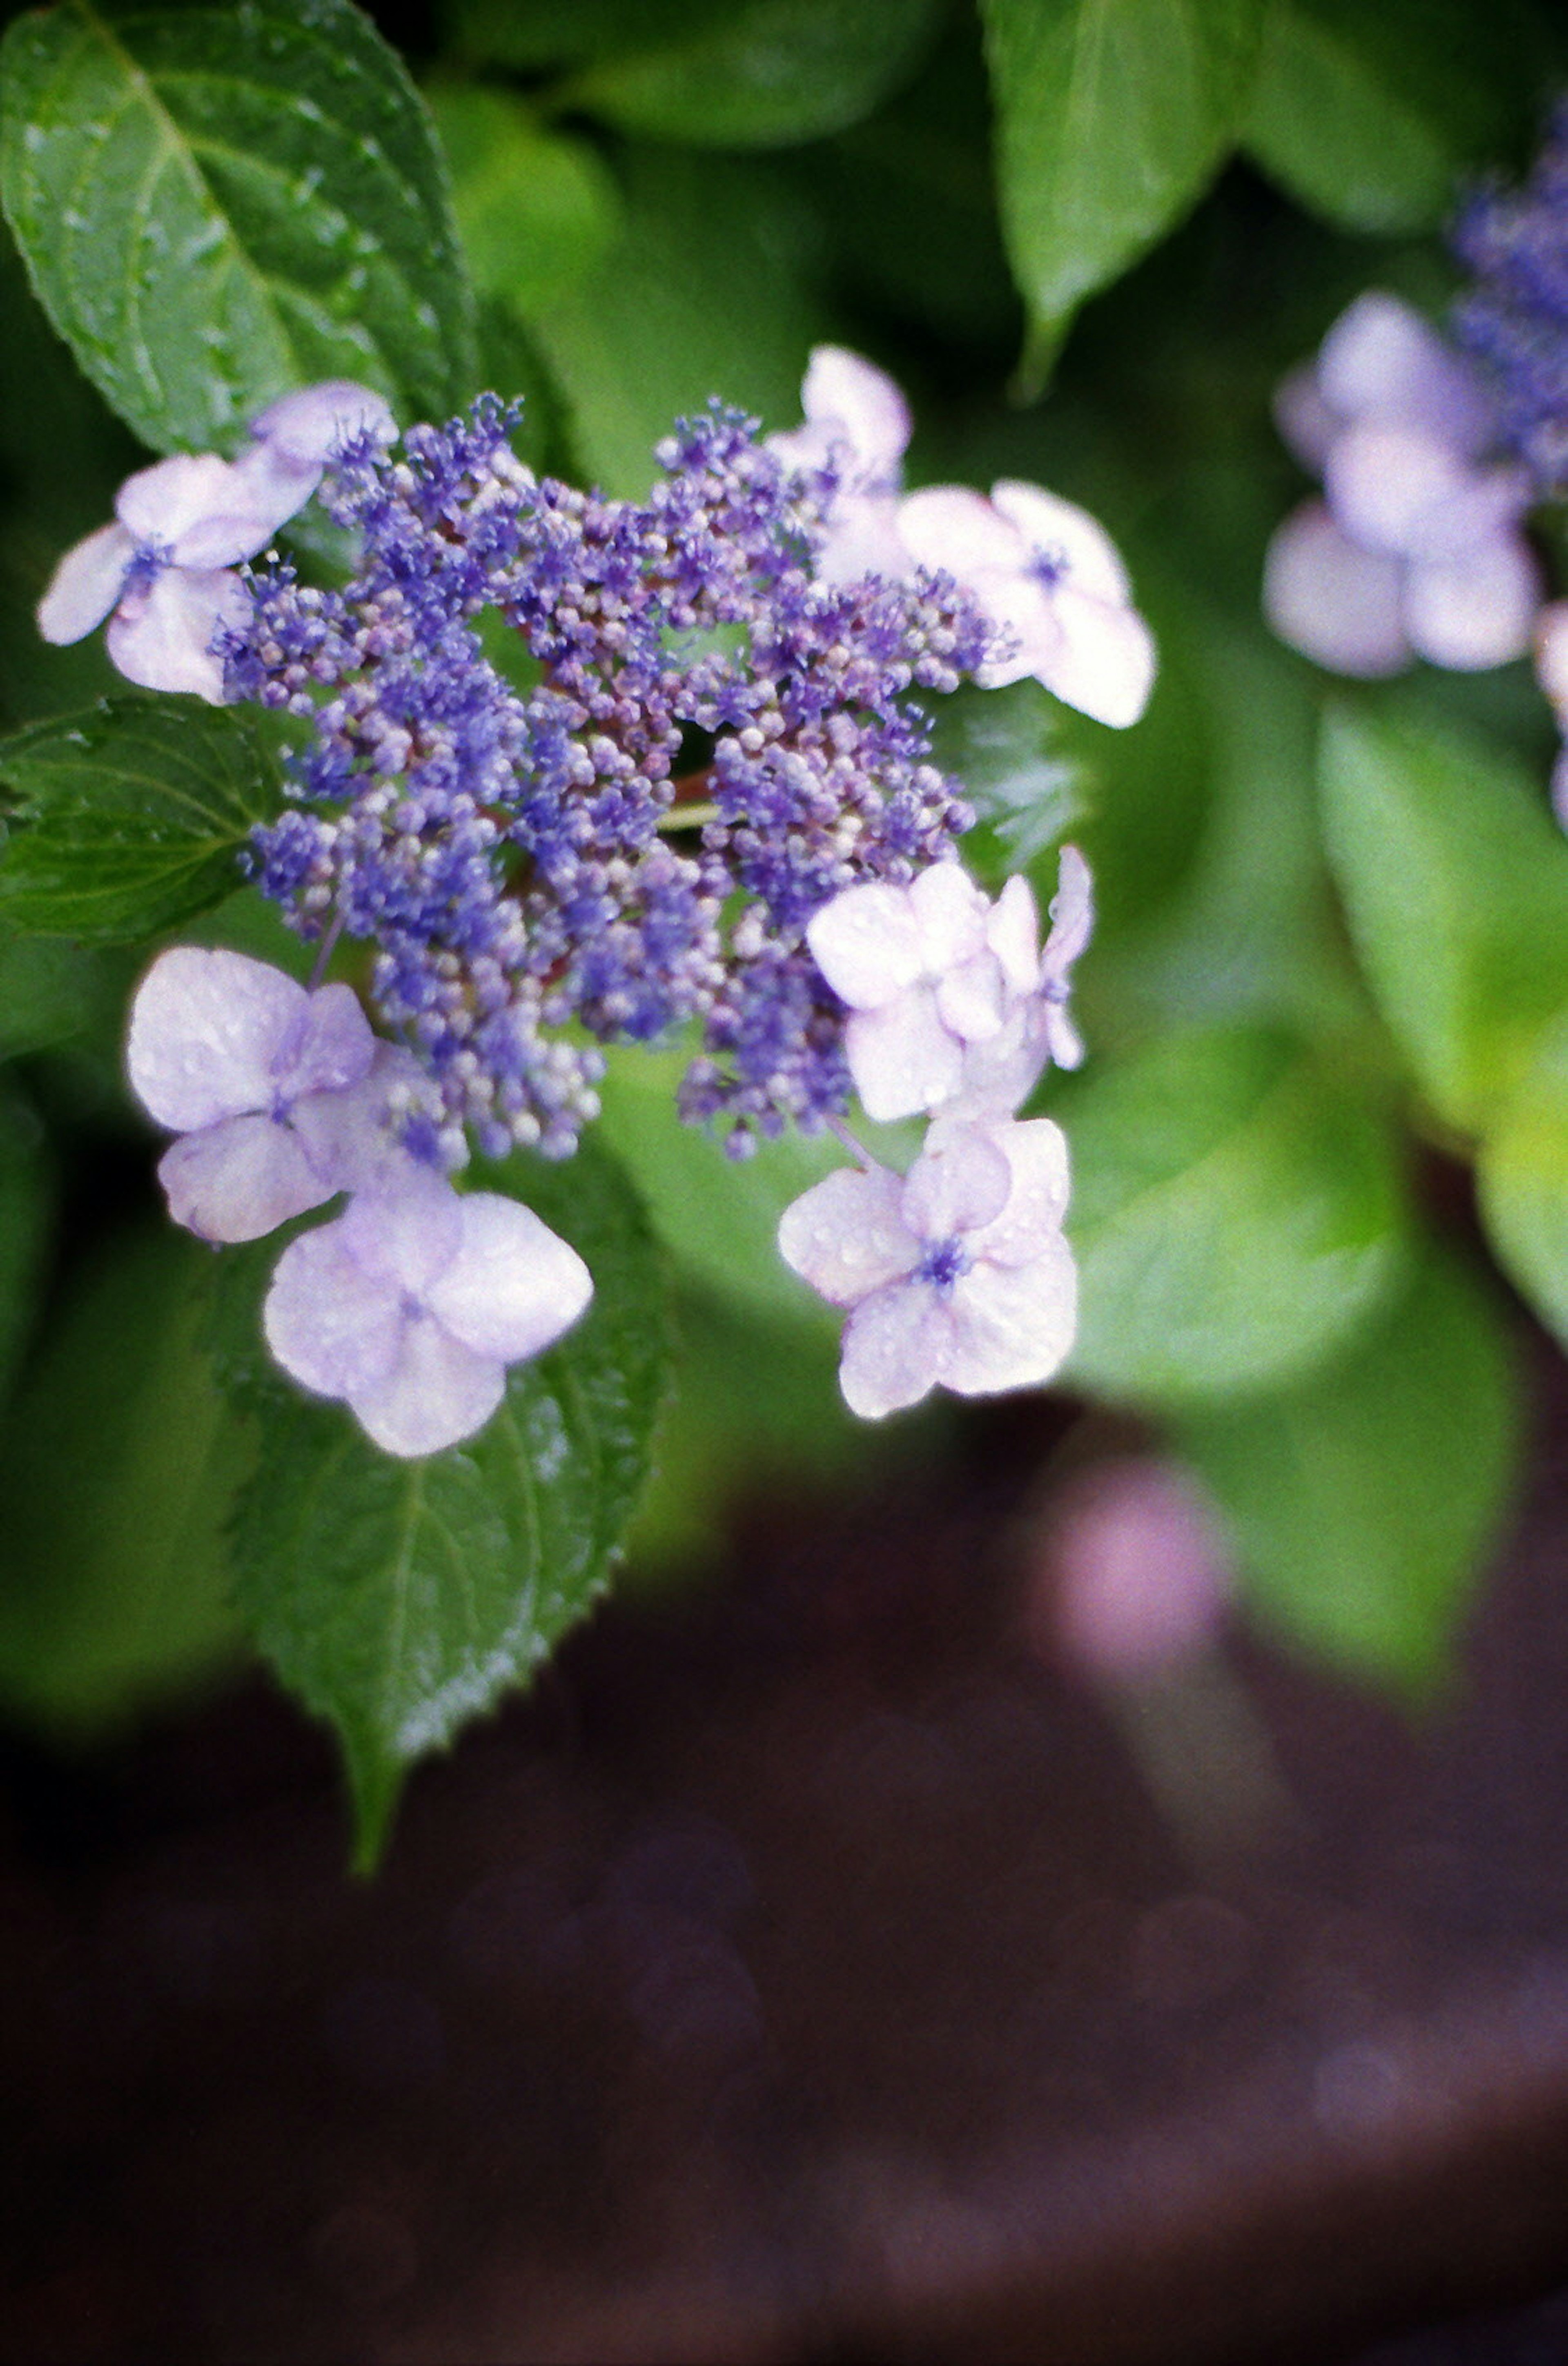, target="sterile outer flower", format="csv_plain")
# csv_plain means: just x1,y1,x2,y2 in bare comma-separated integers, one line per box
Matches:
127,946,377,1242
766,344,915,583
952,843,1095,1115
36,379,394,700
897,479,1156,727
1274,290,1498,472
778,1115,1076,1419
263,1170,593,1457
